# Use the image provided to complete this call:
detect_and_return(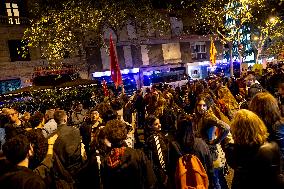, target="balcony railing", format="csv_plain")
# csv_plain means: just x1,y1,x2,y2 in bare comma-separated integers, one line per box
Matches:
0,16,30,25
